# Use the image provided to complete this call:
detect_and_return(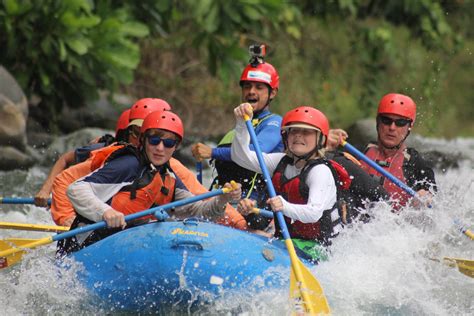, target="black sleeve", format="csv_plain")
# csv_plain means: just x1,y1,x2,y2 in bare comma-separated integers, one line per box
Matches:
332,152,389,202
404,148,437,192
